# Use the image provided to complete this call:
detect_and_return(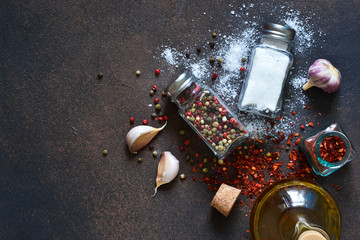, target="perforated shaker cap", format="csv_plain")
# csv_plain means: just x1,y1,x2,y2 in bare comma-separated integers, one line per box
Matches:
263,23,296,40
